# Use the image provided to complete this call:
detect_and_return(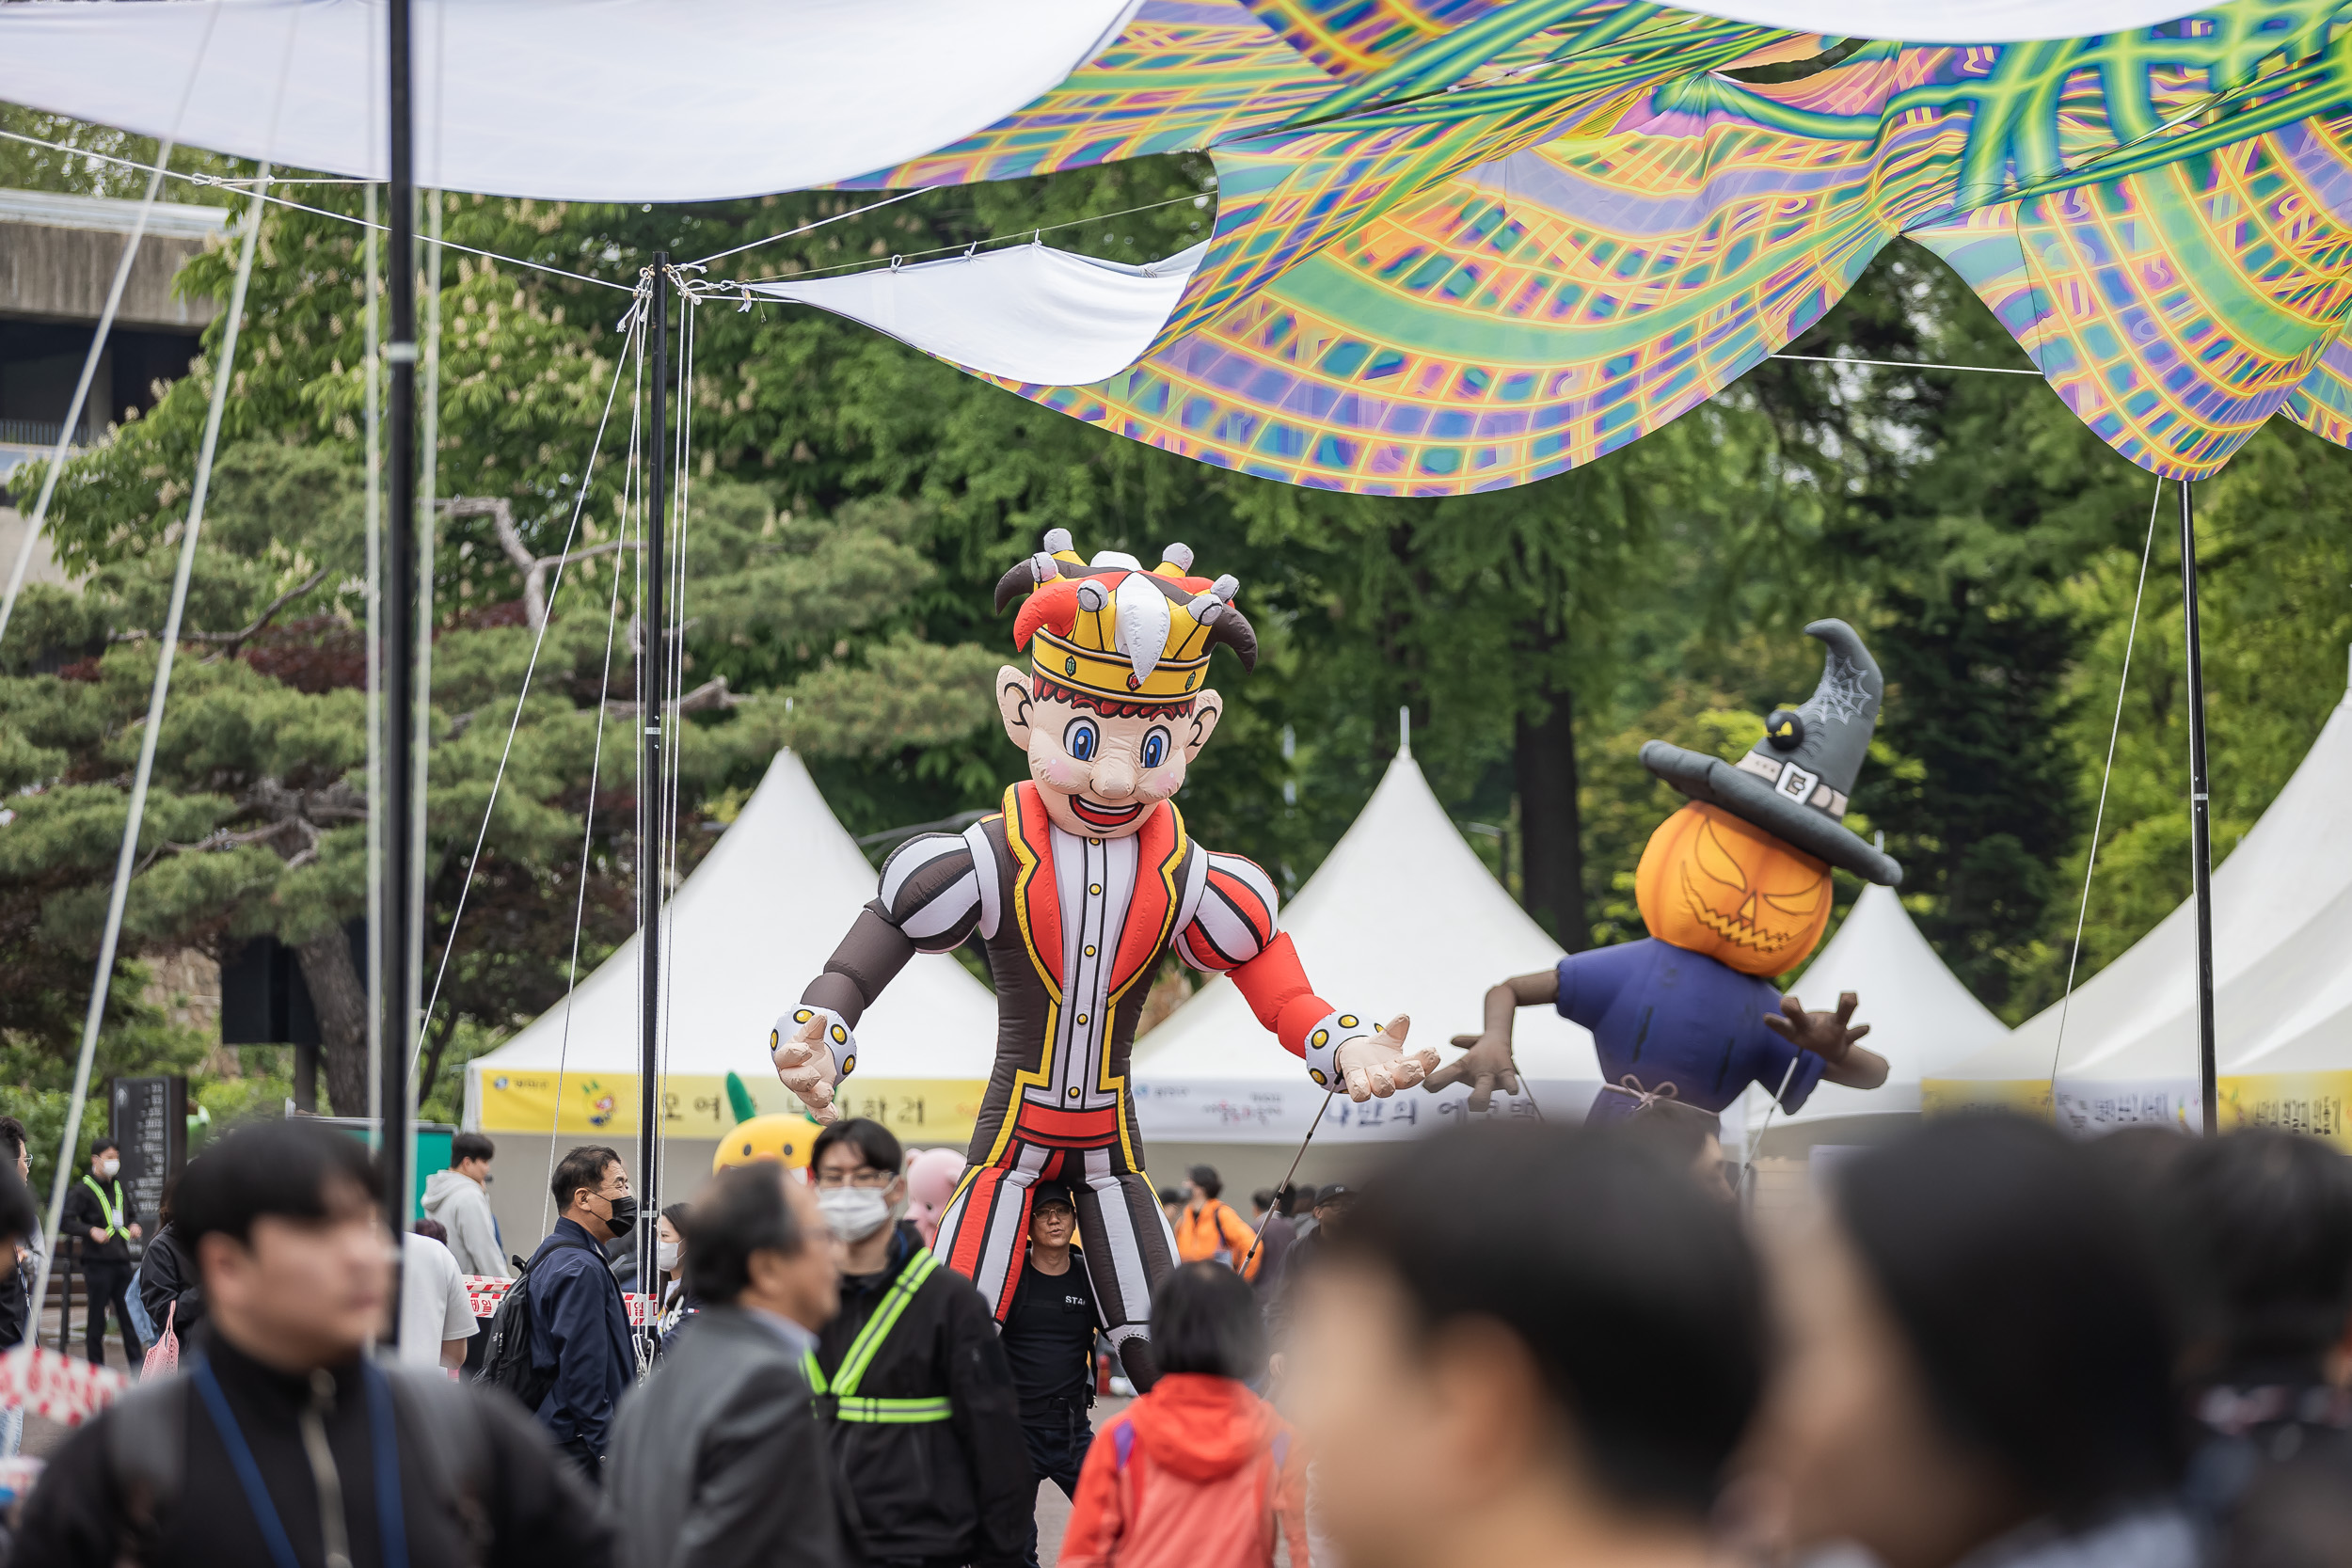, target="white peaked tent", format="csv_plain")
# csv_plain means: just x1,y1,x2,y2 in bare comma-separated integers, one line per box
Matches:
1742,882,2010,1148
1130,737,1604,1146
1926,668,2352,1137
465,750,996,1146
